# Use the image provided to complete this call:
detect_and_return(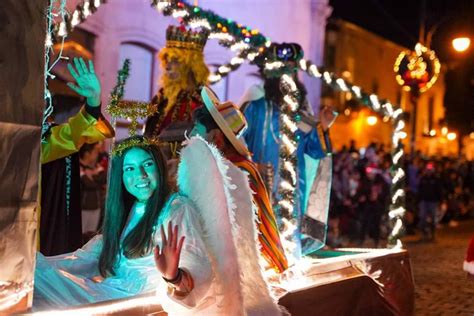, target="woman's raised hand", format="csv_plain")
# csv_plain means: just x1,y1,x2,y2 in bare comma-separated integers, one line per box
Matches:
154,221,186,280
67,57,101,107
